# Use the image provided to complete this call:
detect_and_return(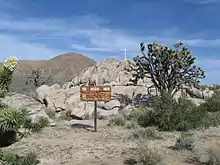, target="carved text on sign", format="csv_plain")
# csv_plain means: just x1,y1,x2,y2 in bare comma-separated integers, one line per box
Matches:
80,86,111,102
